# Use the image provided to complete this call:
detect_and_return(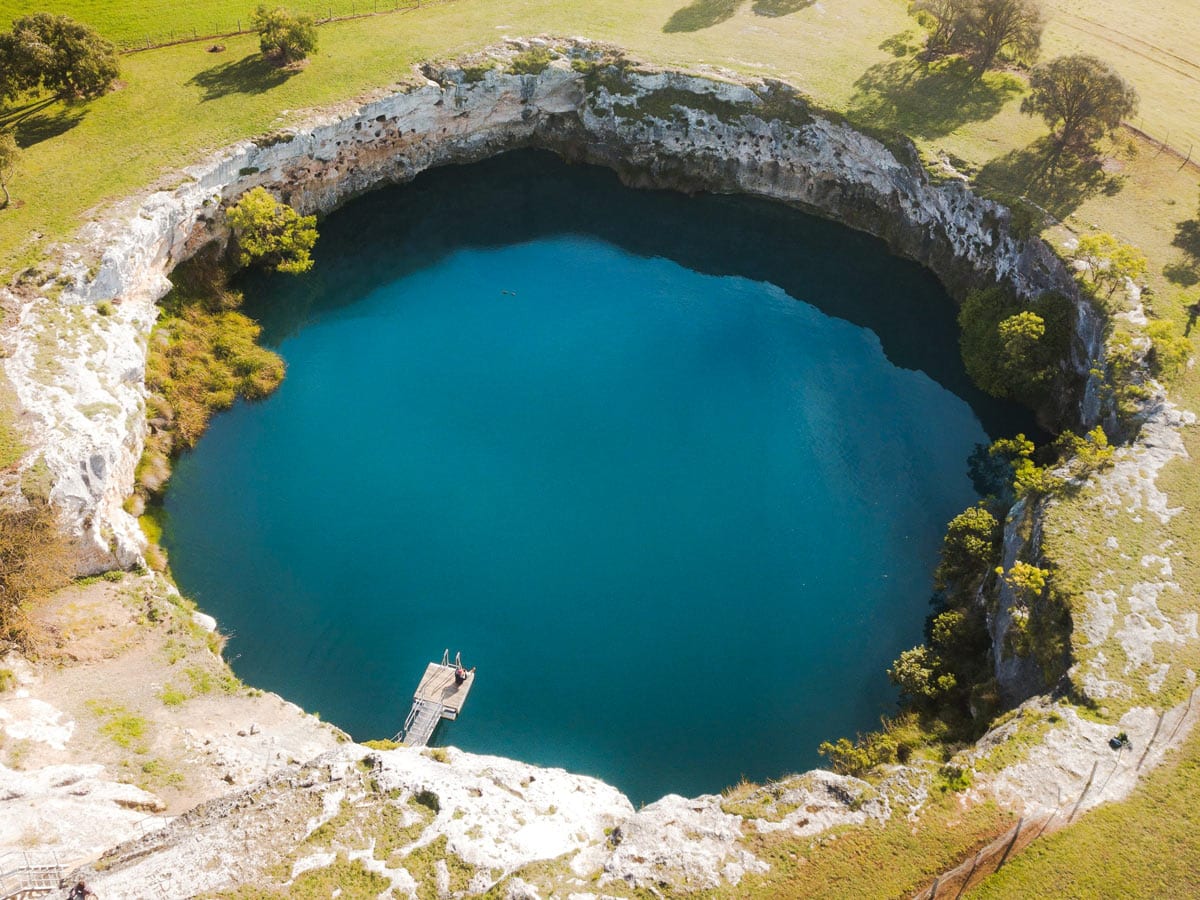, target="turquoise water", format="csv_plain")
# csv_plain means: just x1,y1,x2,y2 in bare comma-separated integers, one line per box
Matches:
162,152,1030,803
